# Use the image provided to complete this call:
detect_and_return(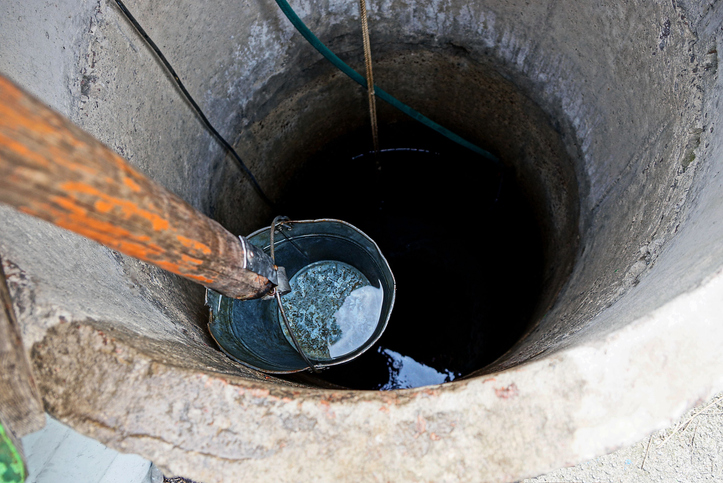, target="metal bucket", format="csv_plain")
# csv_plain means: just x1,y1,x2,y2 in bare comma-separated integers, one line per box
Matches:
206,219,396,373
